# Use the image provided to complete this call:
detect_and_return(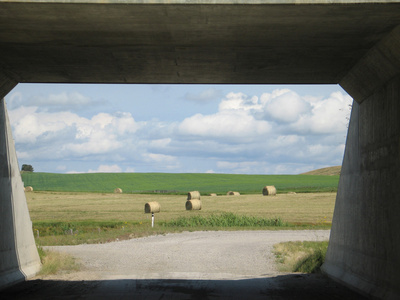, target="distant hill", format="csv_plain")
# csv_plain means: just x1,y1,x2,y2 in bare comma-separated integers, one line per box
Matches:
302,166,341,176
